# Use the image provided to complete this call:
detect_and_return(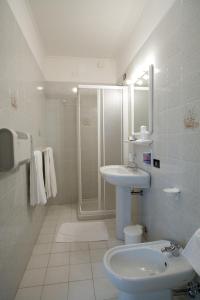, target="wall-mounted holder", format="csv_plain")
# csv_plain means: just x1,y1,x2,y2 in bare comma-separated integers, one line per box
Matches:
163,187,181,199
143,152,152,165
131,139,153,146
0,128,31,172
